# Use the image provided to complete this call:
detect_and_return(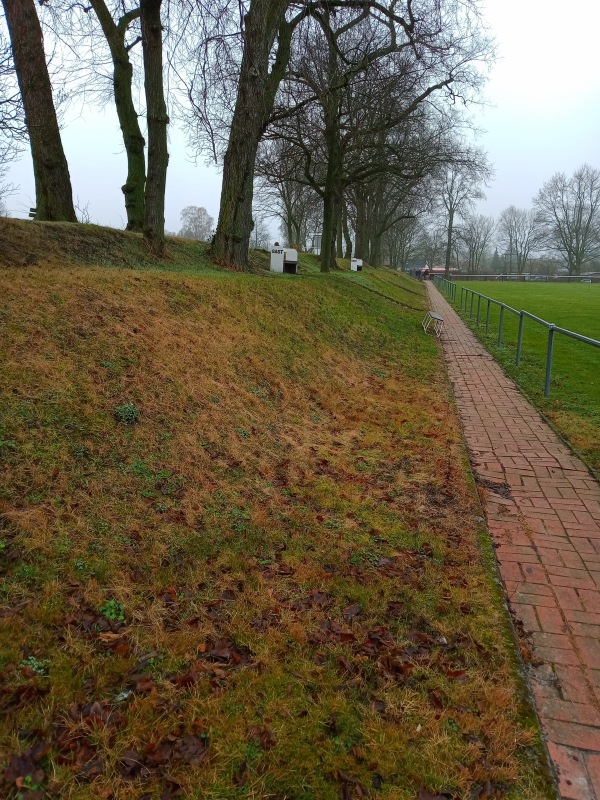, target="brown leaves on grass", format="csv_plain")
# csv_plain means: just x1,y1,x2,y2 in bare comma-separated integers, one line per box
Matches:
333,770,369,798
119,731,209,779
200,637,253,665
416,783,507,800
3,740,49,795
64,600,130,655
54,725,104,780
0,683,49,715
67,699,125,729
168,638,255,691
291,588,333,612
0,263,546,797
342,603,361,621
250,608,282,631
307,613,483,692
247,725,276,750
0,599,30,618
310,619,356,646
50,719,207,788
259,561,296,578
